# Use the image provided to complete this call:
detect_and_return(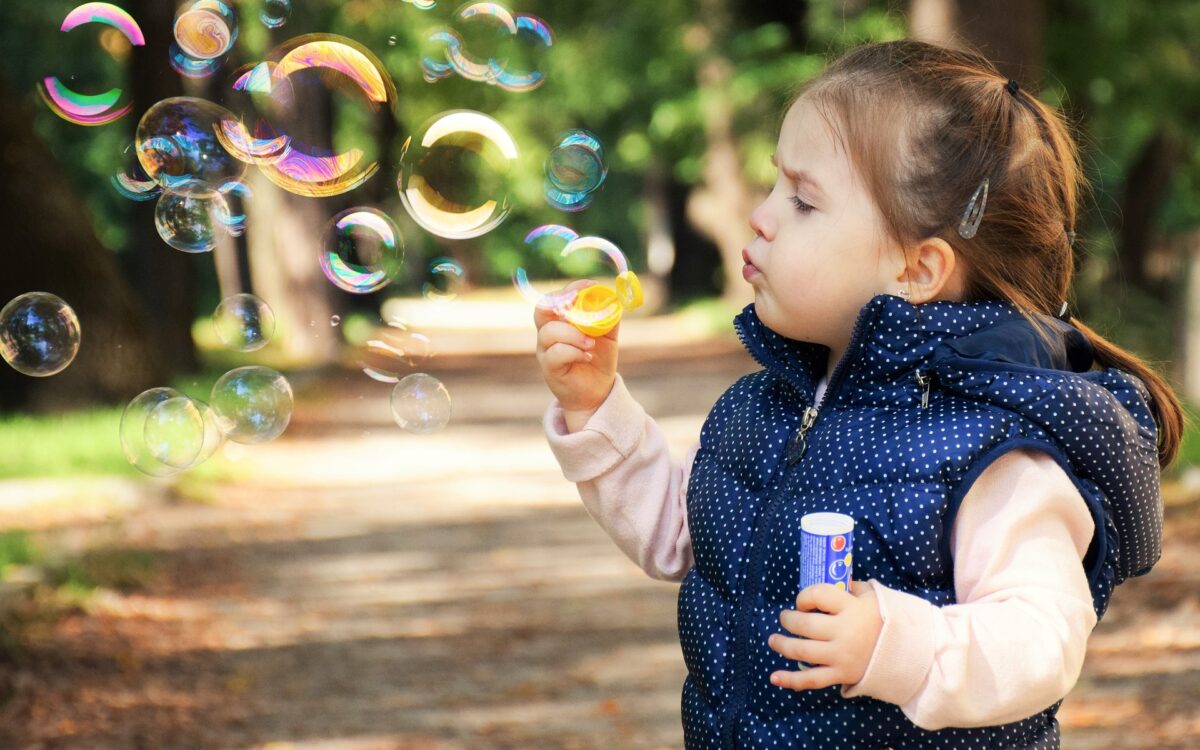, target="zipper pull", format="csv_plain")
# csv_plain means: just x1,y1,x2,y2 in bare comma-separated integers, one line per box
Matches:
787,406,819,464
915,370,933,408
